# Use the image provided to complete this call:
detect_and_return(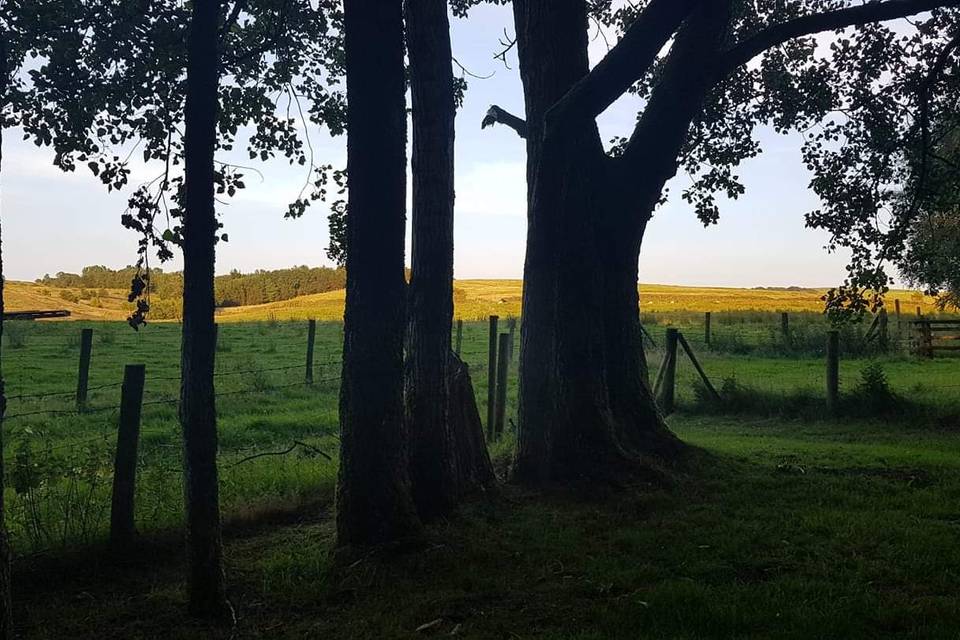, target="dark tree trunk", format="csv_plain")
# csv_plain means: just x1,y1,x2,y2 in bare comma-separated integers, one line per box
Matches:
337,0,421,546
0,33,13,640
181,0,228,618
405,0,494,518
511,0,684,484
404,0,458,519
